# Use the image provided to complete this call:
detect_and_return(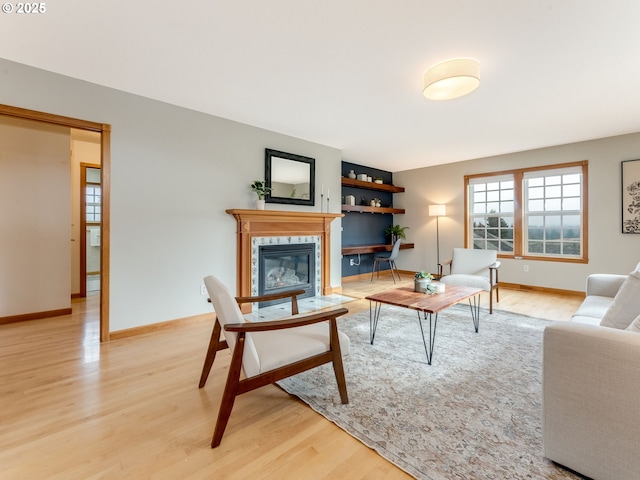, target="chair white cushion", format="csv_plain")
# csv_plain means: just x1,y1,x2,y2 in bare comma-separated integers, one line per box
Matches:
626,313,640,333
449,248,497,278
440,273,491,292
600,270,640,330
245,322,350,378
